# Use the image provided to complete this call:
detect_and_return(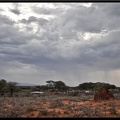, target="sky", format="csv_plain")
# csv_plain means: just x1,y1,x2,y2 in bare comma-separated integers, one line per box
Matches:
0,2,120,87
